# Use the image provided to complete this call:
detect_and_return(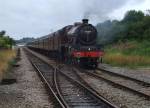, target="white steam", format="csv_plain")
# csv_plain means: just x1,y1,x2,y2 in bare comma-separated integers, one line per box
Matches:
82,0,144,22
